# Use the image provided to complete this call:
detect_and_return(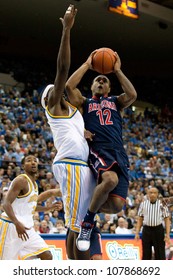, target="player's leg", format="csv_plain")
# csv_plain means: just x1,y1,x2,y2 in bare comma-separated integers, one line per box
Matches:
90,224,102,260
80,148,122,226
77,162,128,251
0,220,22,259
80,170,118,226
89,170,119,213
63,162,95,254
66,228,75,259
19,228,53,260
79,169,120,226
38,250,53,260
66,229,90,259
99,170,128,214
99,196,125,214
76,170,118,251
